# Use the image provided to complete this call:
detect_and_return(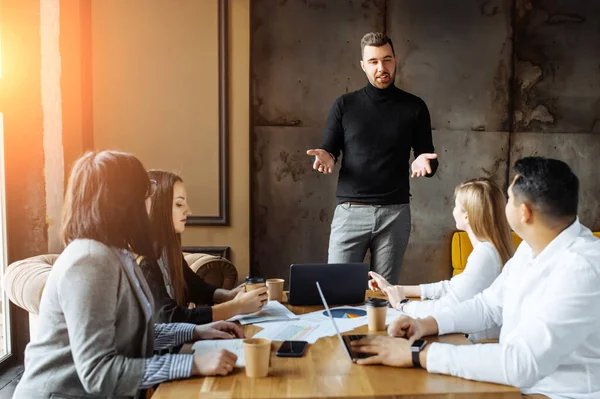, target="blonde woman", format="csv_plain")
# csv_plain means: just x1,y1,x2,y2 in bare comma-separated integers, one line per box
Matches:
369,178,514,321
